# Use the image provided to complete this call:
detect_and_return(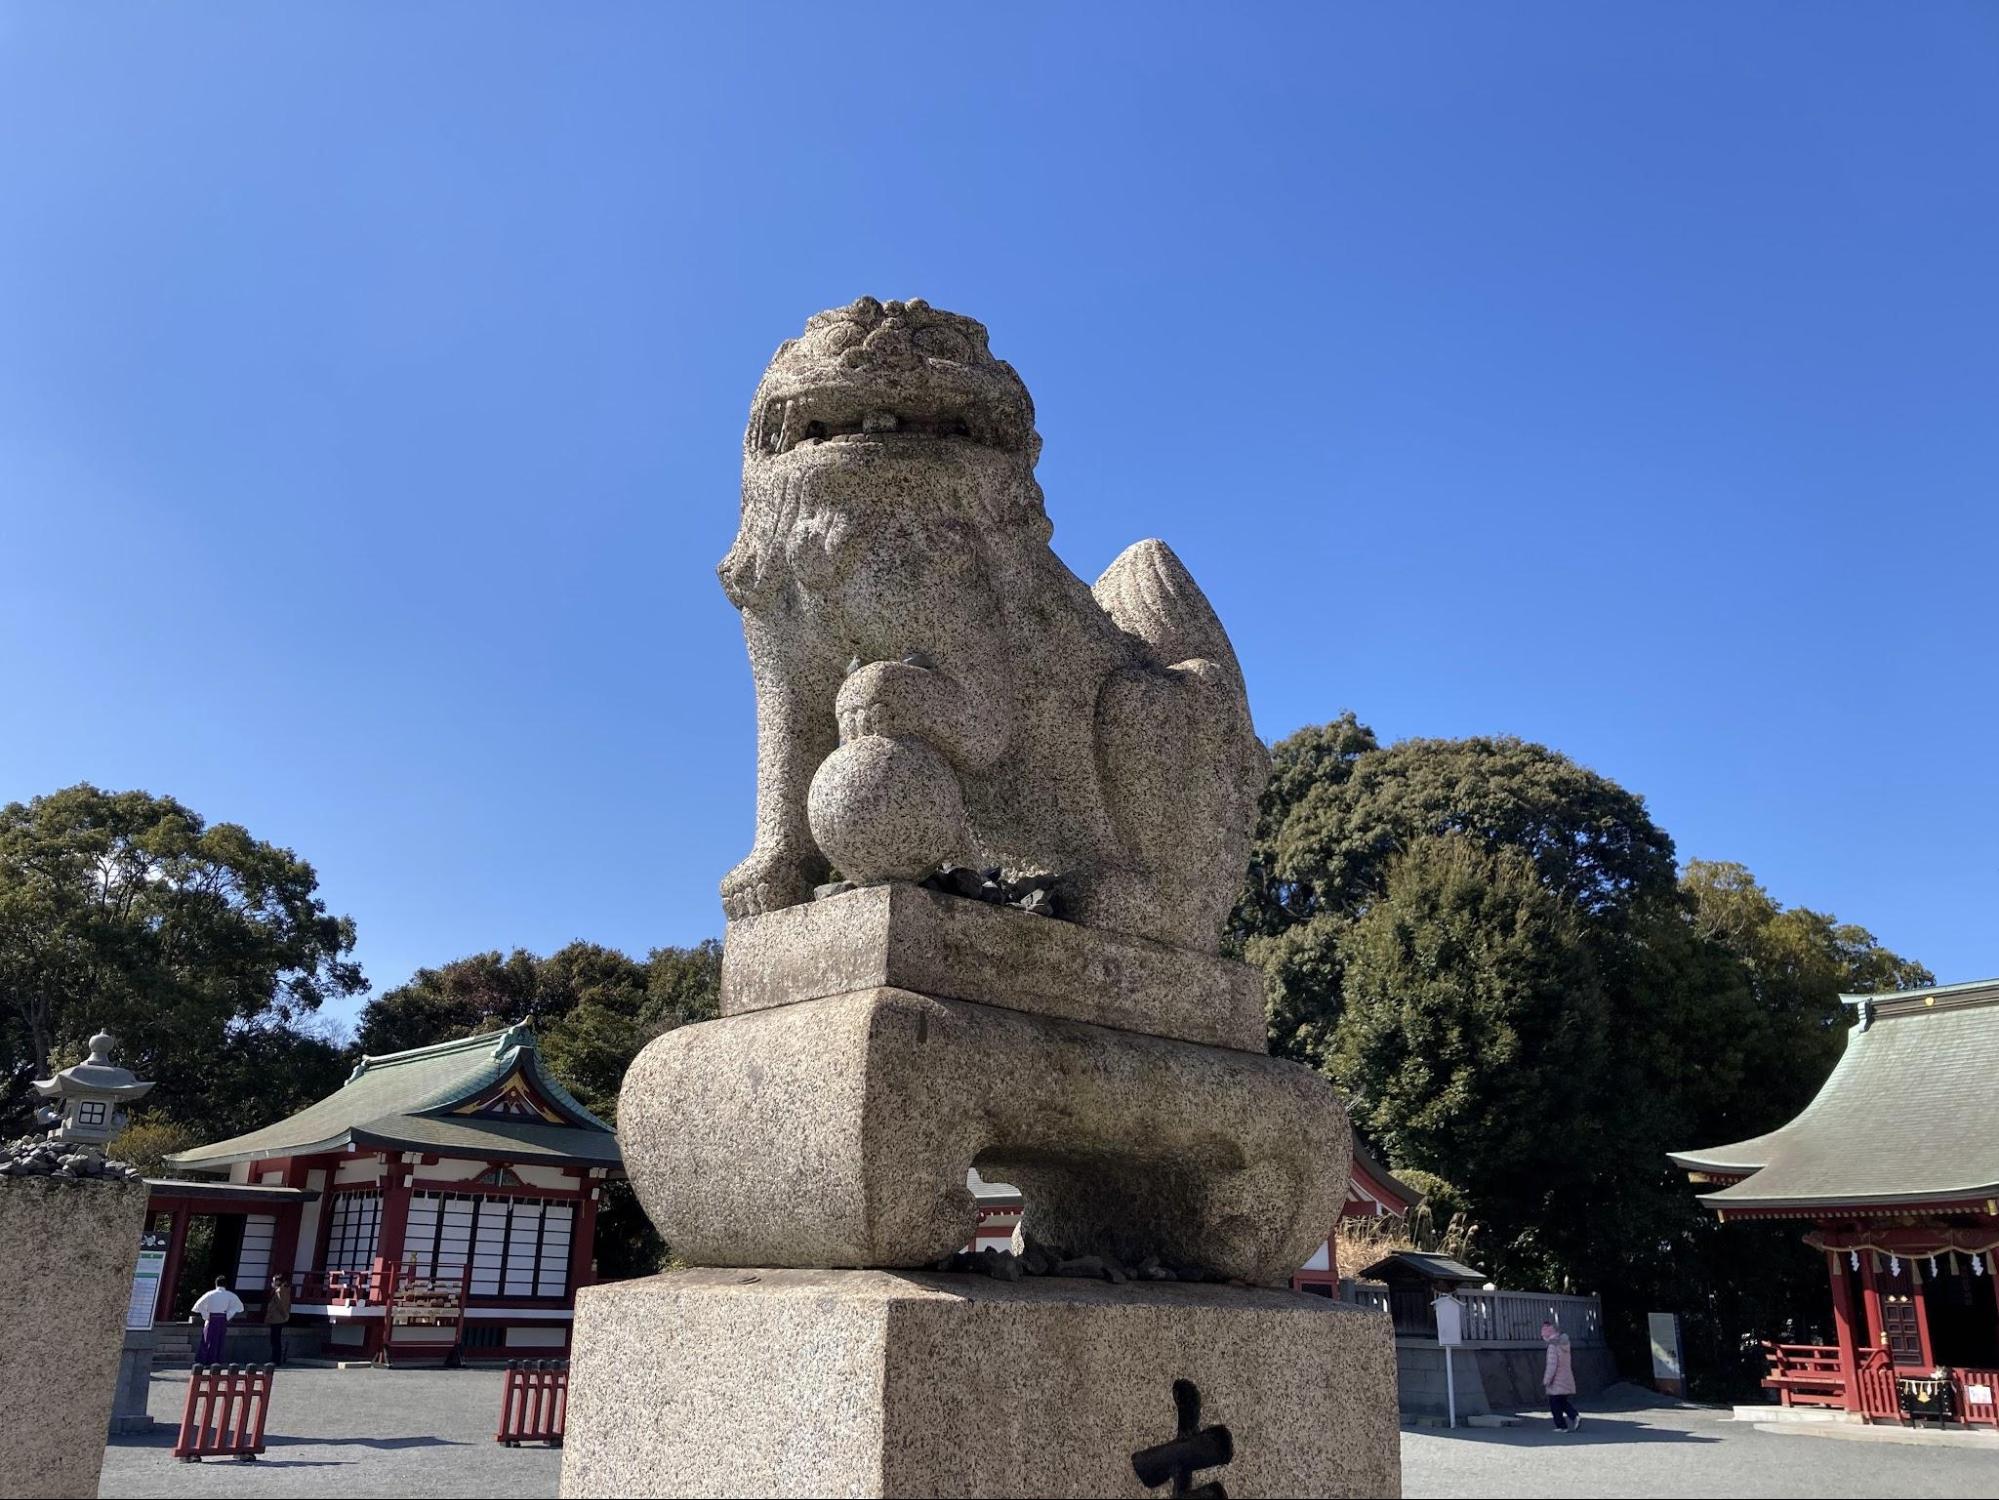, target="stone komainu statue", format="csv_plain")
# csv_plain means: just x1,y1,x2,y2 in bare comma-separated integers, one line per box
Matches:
717,296,1267,954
